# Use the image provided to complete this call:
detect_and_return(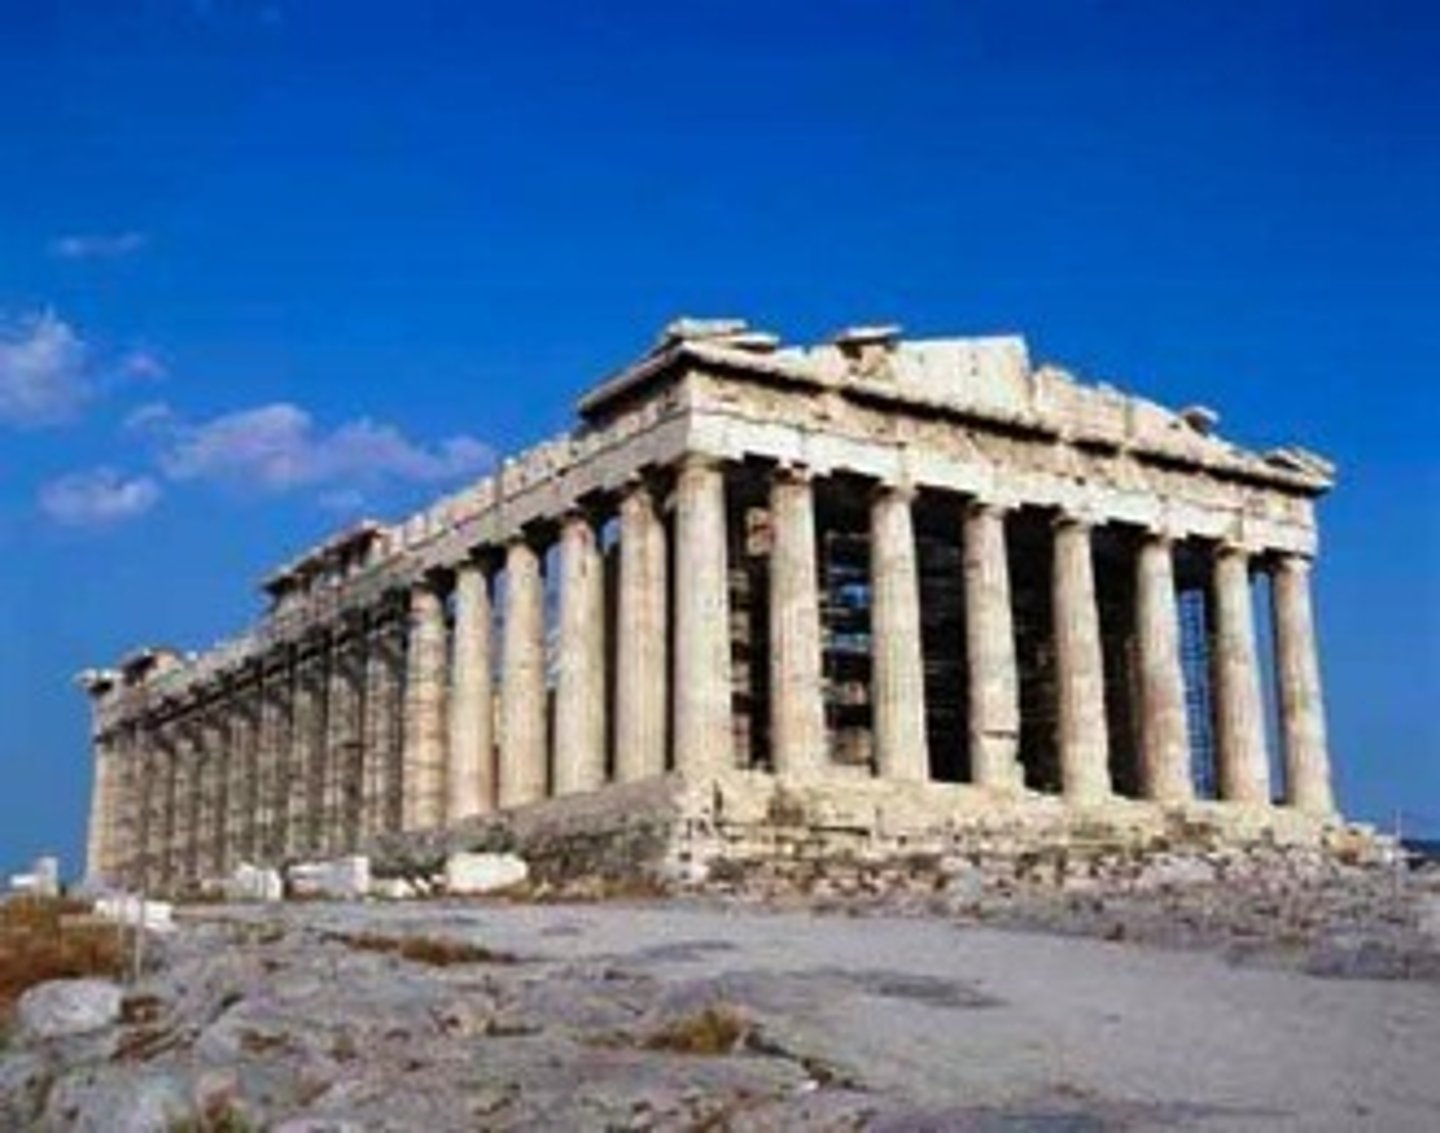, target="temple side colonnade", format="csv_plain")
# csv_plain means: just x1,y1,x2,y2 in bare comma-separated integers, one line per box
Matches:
81,321,1339,893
